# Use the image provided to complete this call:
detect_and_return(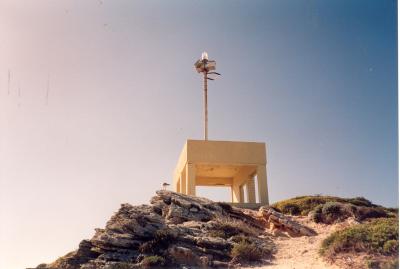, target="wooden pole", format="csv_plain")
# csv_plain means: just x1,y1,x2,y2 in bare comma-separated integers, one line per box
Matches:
203,71,208,140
